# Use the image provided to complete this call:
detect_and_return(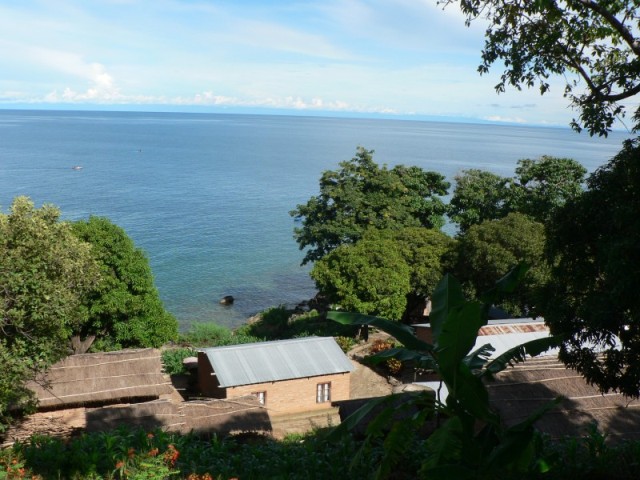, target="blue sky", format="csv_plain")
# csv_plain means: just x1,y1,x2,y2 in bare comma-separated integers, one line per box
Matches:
0,0,582,126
